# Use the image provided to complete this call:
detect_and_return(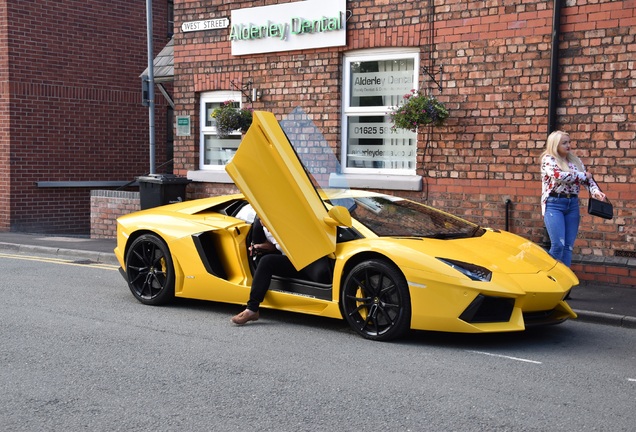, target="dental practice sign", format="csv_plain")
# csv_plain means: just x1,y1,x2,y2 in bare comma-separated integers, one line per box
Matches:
230,0,346,56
